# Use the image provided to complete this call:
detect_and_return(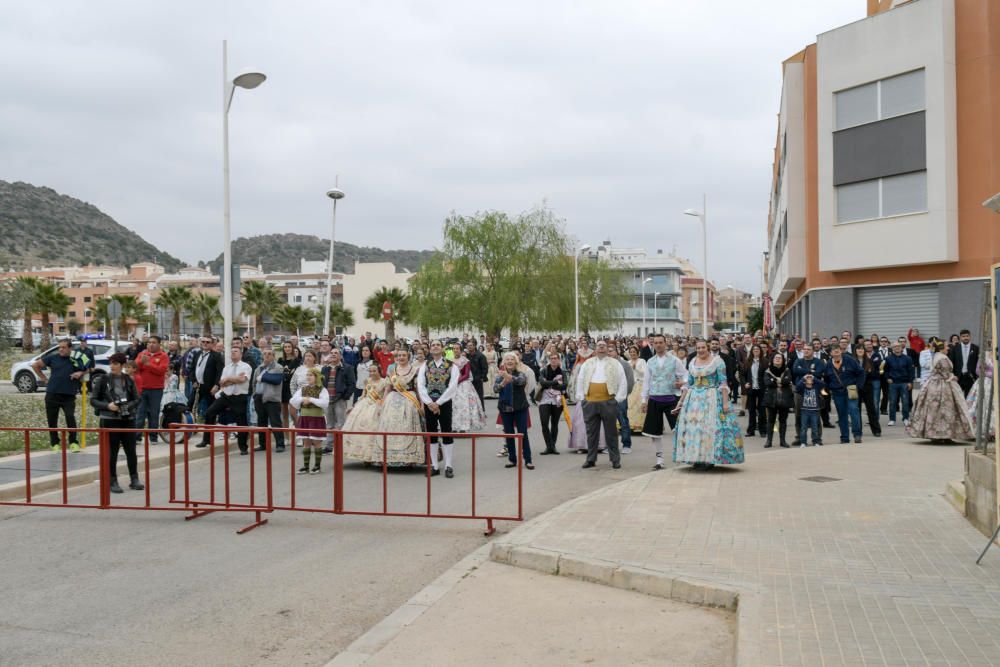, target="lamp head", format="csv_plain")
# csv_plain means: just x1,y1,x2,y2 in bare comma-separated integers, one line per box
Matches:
232,70,267,89
579,243,591,253
326,188,346,201
643,277,652,283
683,208,703,217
